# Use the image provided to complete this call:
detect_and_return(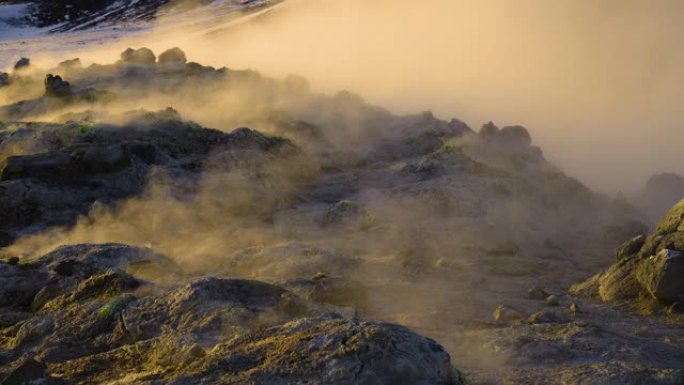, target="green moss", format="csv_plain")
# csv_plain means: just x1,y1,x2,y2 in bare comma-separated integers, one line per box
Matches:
98,295,135,320
77,123,99,141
